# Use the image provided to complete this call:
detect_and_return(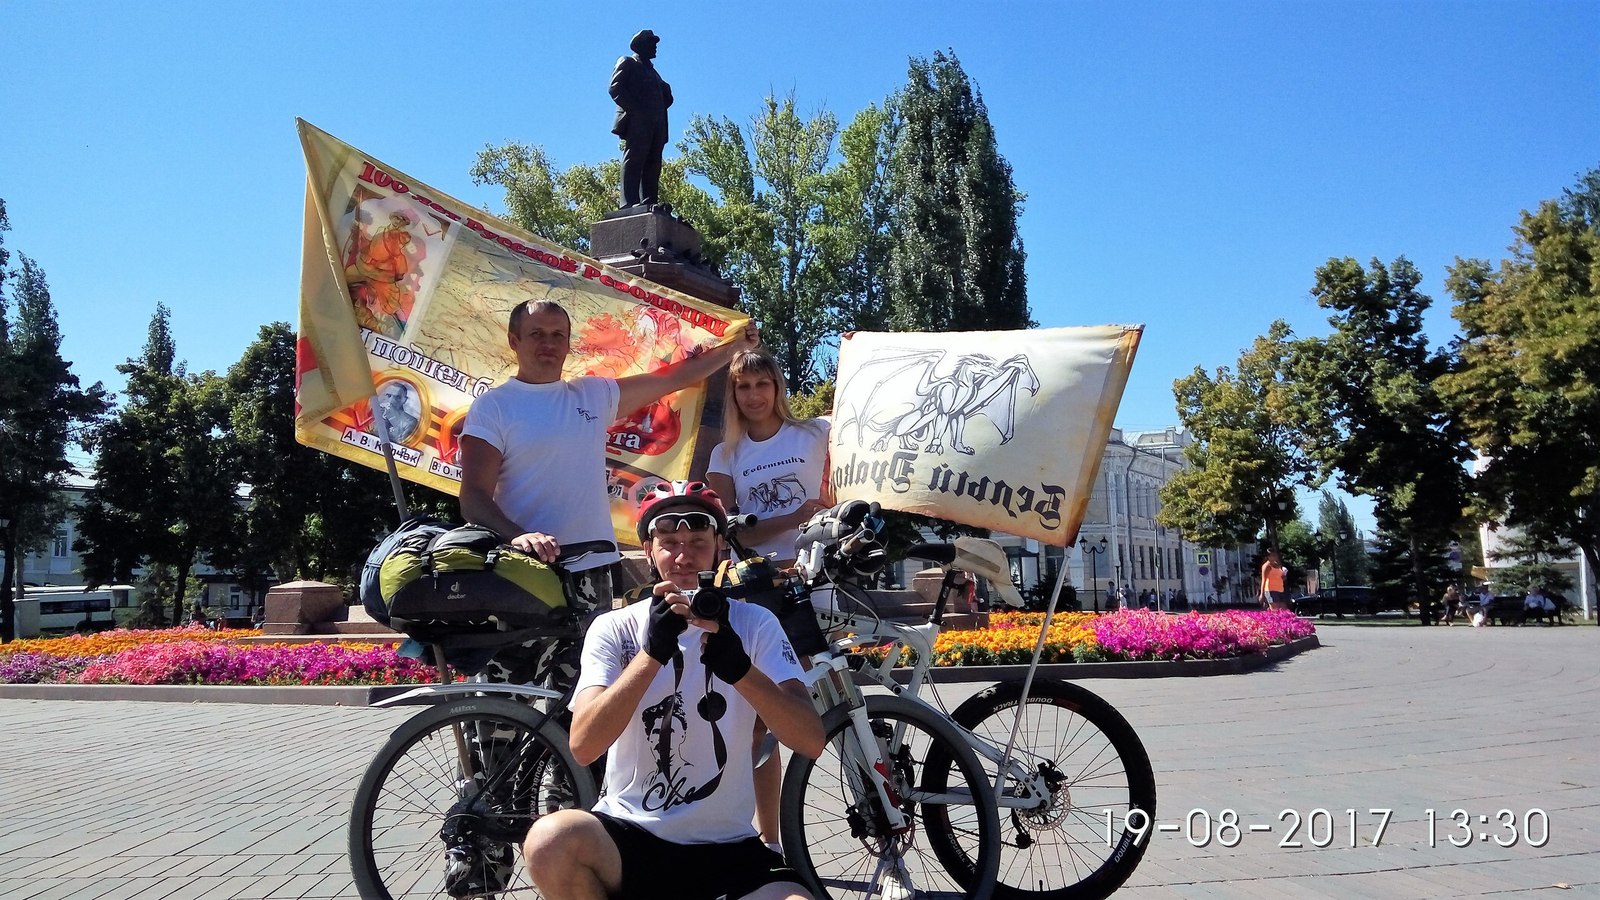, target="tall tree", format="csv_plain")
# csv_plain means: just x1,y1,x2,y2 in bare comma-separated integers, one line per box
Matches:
826,102,899,335
221,322,438,594
77,306,238,624
1485,529,1575,596
1439,166,1600,611
1285,257,1471,623
472,146,633,255
1315,492,1369,586
0,244,111,640
1158,321,1312,548
886,51,1030,333
679,93,846,390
